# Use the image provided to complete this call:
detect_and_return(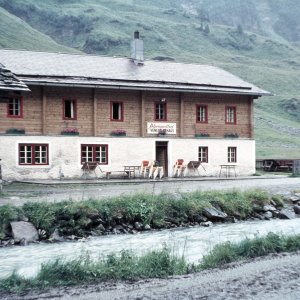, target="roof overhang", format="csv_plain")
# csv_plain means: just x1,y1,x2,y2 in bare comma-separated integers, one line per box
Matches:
20,76,271,97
